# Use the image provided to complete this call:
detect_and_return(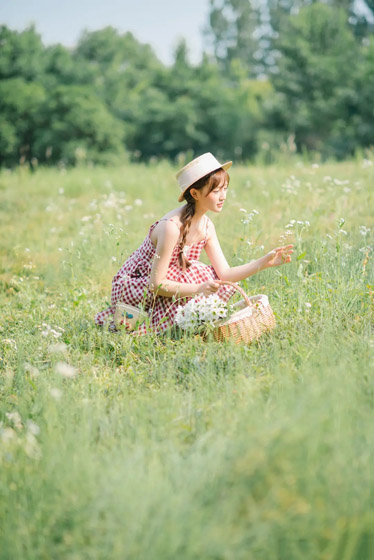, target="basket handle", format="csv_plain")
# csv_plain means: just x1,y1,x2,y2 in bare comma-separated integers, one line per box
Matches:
217,280,254,308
